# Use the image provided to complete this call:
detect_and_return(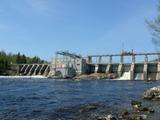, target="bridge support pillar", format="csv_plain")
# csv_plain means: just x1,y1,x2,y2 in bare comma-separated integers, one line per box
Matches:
118,63,123,77
118,55,124,77
94,64,99,73
143,63,148,80
156,62,160,80
106,64,111,74
143,55,148,80
105,56,112,74
130,63,135,80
